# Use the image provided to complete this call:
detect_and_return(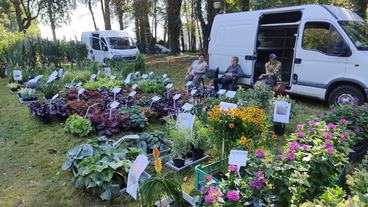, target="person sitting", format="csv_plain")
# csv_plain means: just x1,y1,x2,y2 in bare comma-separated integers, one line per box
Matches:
213,56,244,91
185,53,208,88
258,53,282,87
